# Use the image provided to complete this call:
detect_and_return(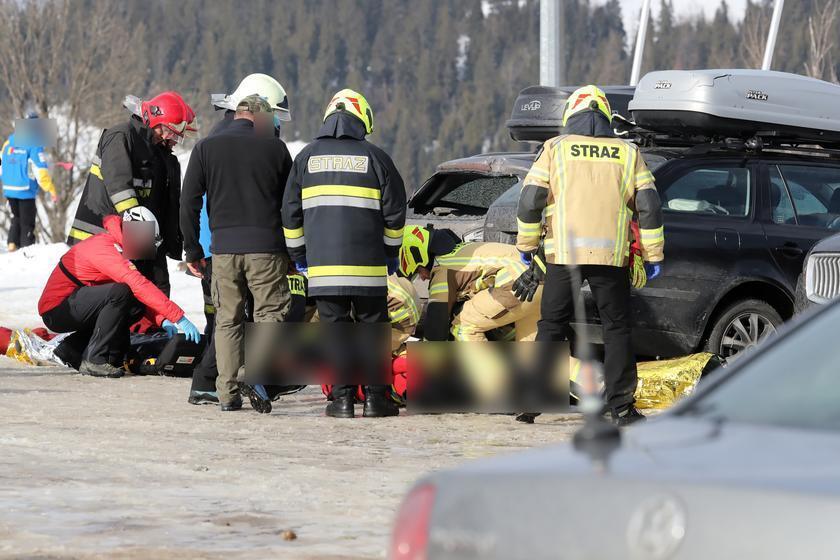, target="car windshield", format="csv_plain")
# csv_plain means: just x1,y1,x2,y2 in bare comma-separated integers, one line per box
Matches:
680,301,840,431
